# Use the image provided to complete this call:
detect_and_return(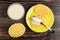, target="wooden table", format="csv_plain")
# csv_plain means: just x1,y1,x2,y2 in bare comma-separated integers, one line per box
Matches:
0,0,60,40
